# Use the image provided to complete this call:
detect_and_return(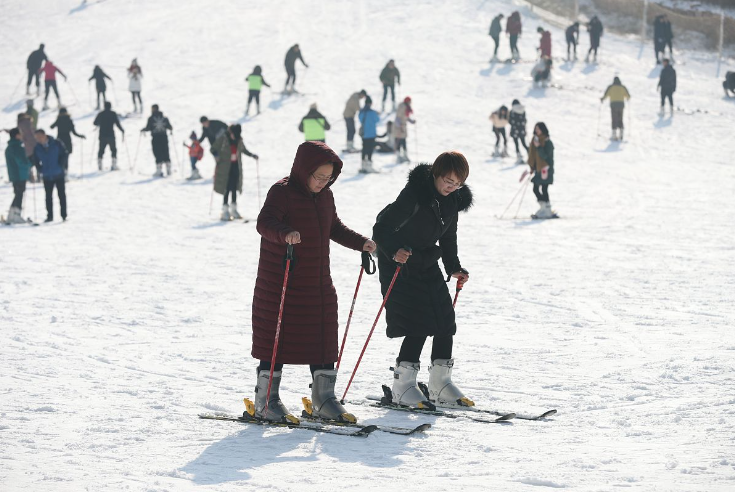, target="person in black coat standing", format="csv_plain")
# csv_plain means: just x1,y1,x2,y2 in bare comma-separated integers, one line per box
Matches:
93,101,125,171
141,104,173,177
489,14,504,60
284,44,308,93
654,14,674,64
658,58,676,115
26,44,47,95
50,107,86,176
565,22,580,60
89,65,112,110
585,16,603,63
373,152,473,409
